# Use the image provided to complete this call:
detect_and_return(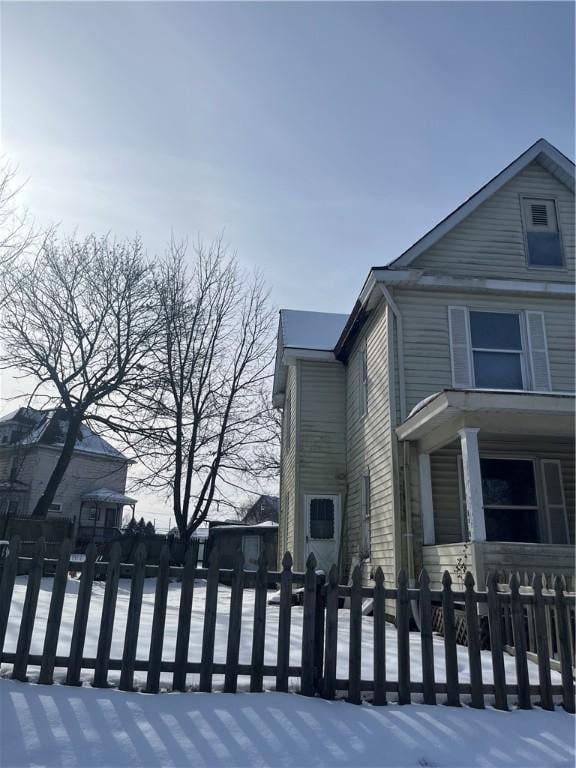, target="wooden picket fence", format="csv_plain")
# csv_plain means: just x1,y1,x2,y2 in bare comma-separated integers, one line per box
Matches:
0,535,574,713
